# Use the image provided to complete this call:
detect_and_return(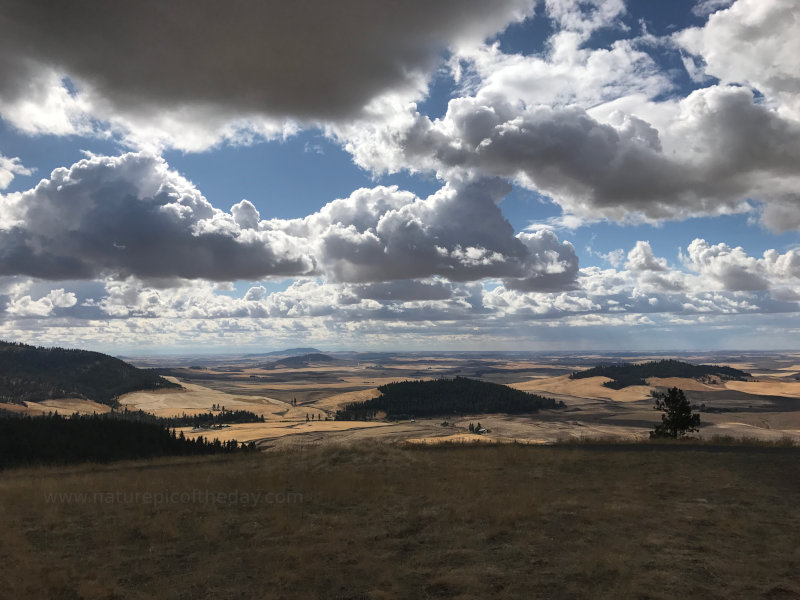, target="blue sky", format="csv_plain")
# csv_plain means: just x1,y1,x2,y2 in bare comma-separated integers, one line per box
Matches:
1,0,799,353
